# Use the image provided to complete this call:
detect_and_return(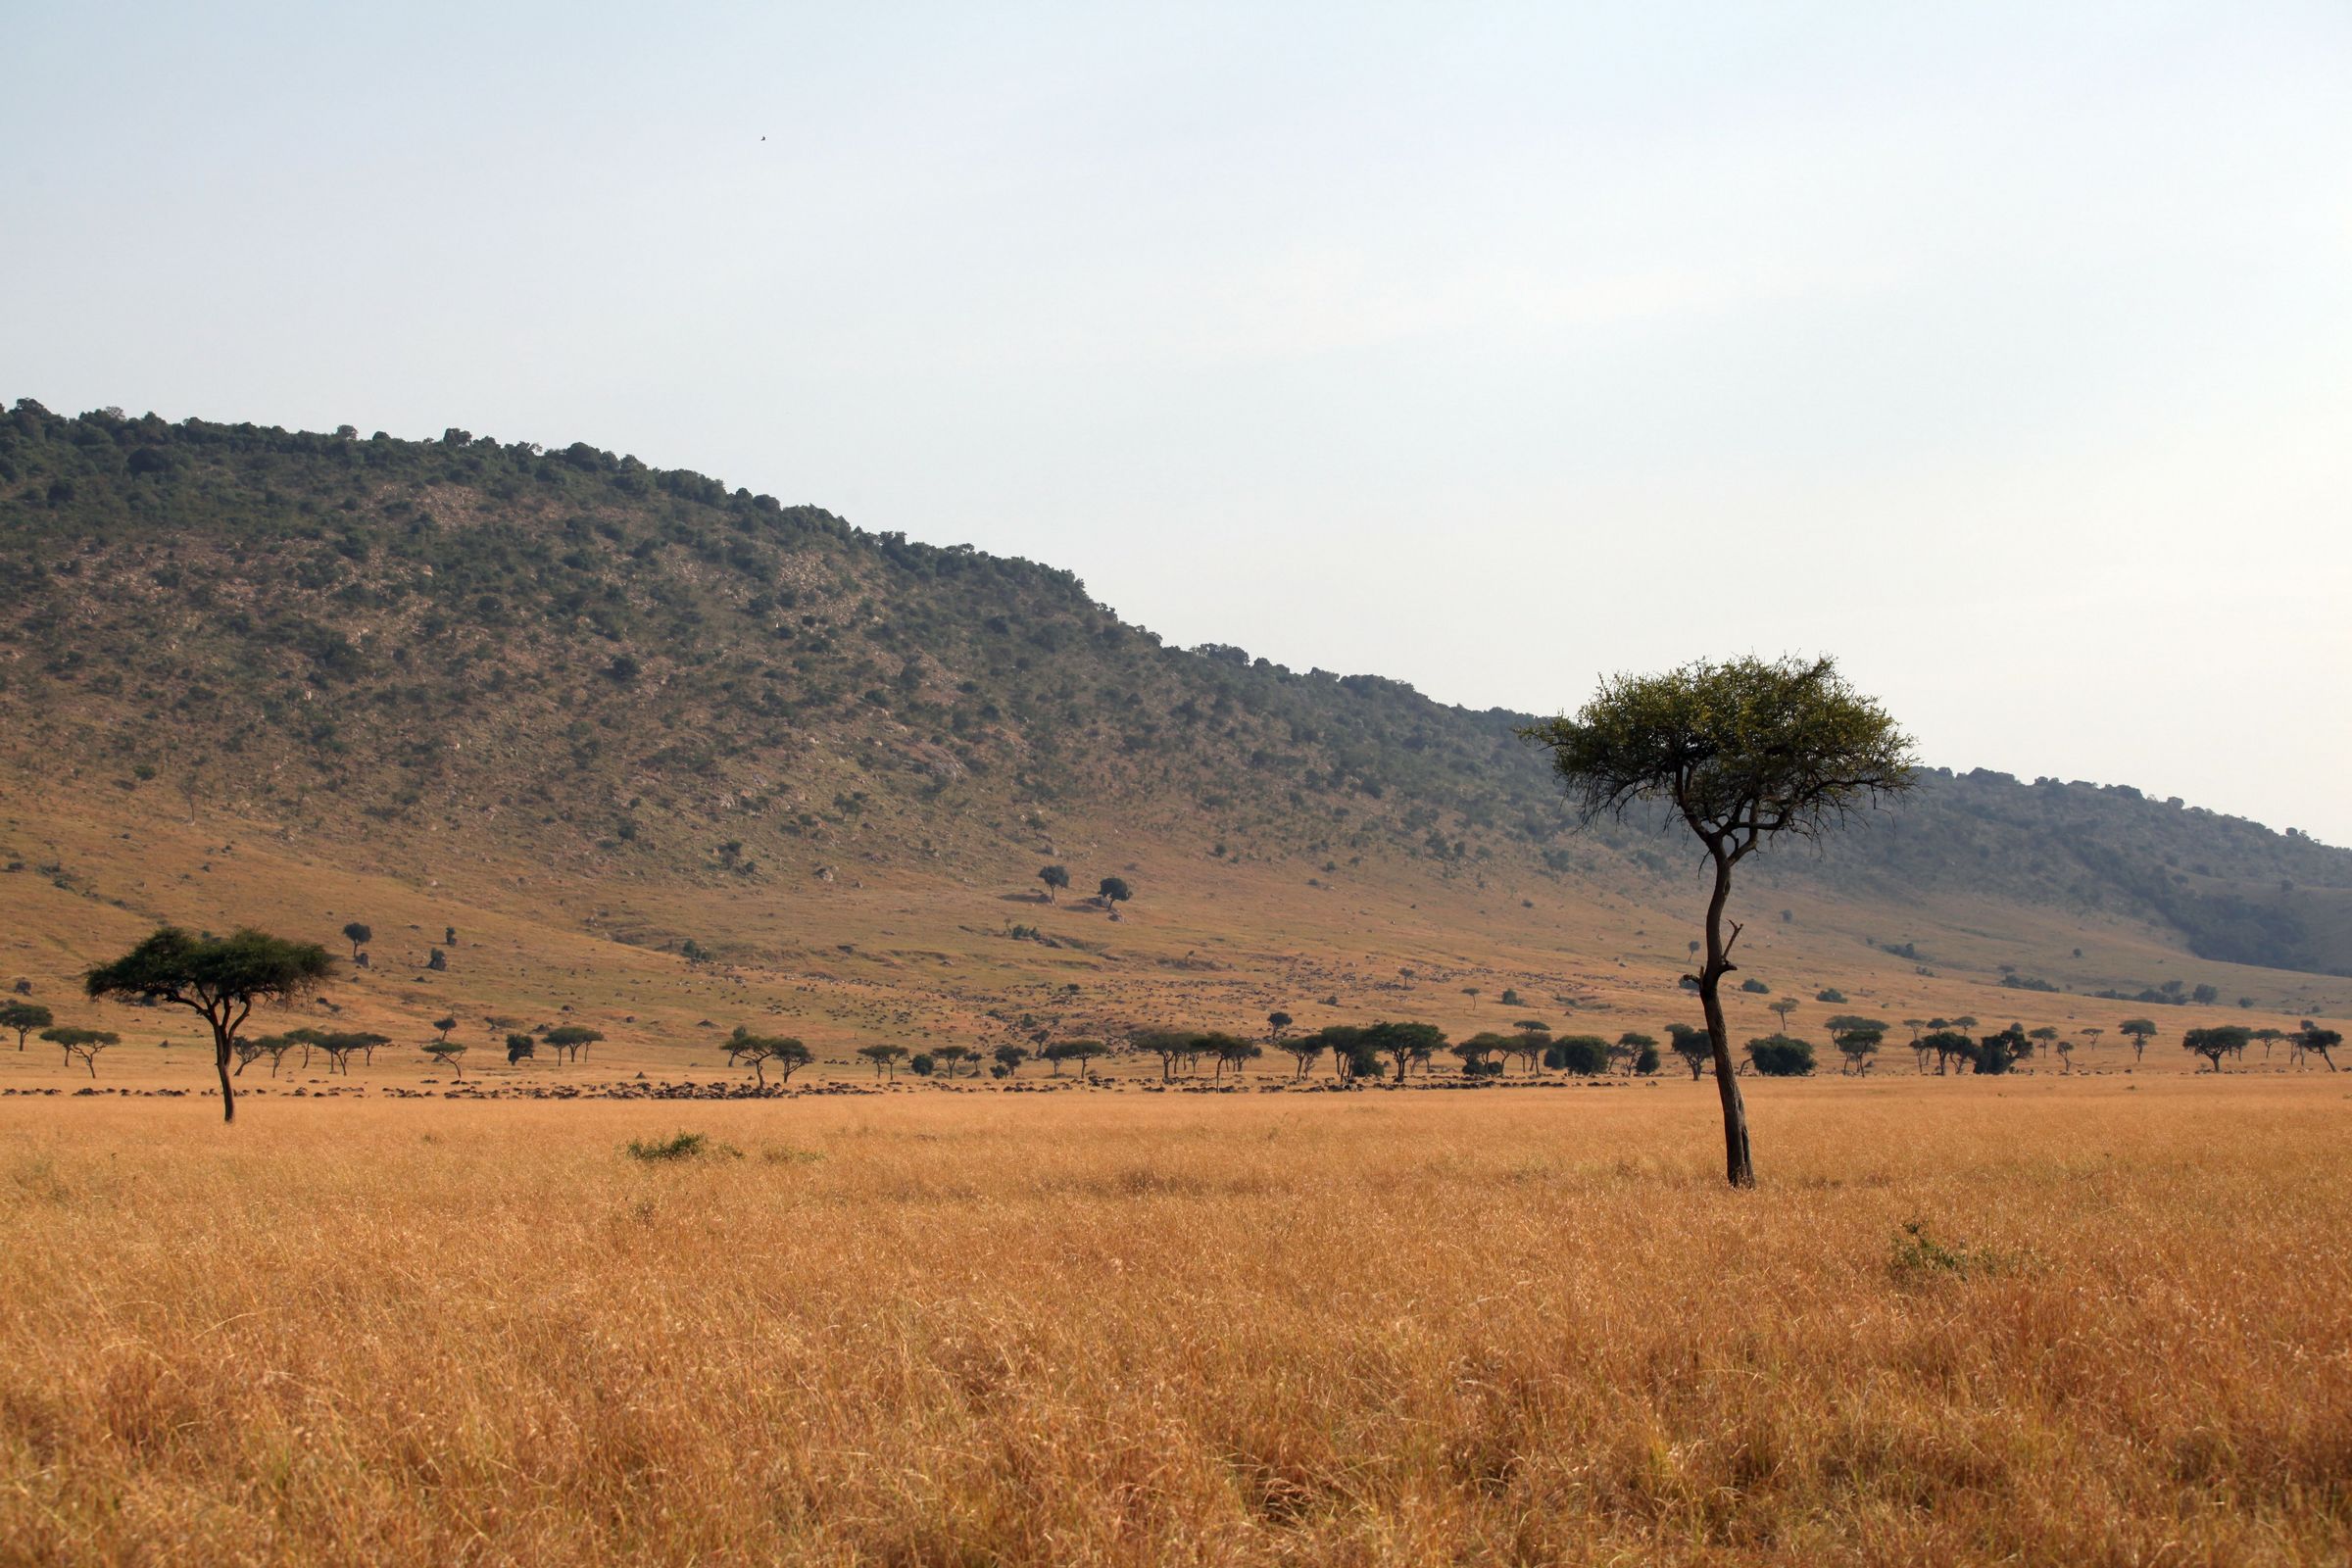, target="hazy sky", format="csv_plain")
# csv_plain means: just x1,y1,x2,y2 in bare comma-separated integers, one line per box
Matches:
8,4,2349,840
